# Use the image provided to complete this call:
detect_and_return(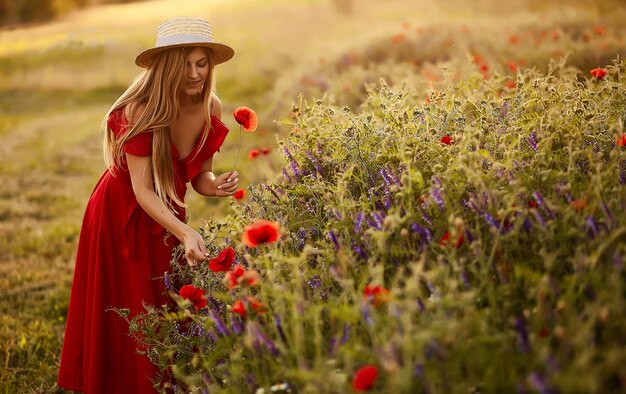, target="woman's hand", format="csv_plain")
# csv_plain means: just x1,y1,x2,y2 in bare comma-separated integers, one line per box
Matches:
182,227,209,267
212,170,239,197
